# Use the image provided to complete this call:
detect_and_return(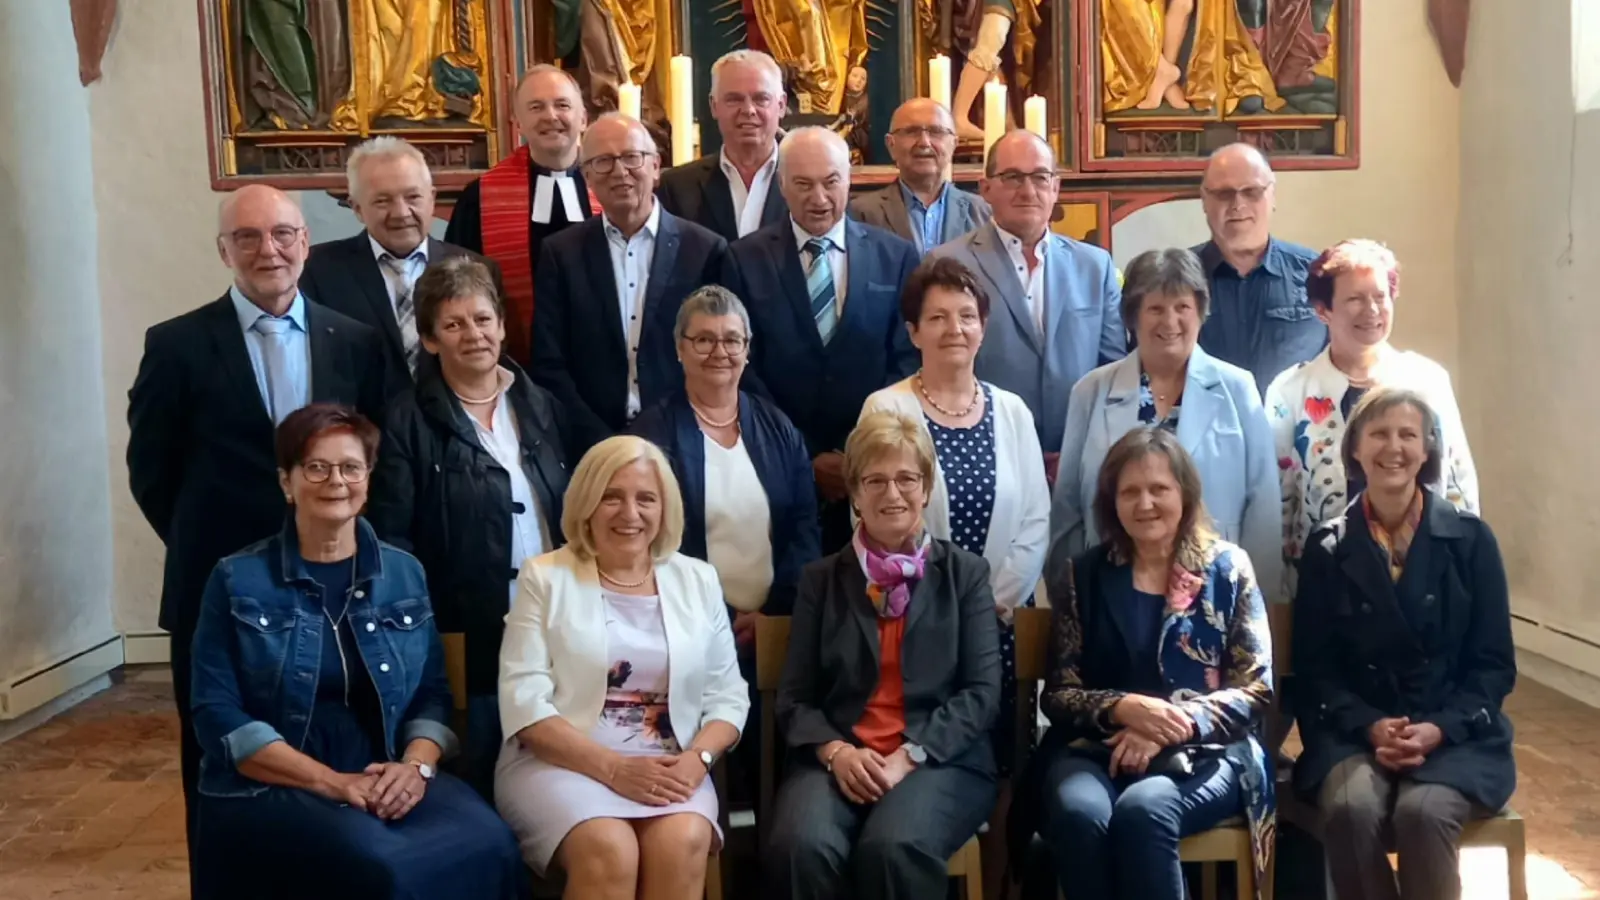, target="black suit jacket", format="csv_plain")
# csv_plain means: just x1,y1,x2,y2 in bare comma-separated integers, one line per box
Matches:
776,541,1001,772
531,208,727,451
126,295,390,637
657,153,788,242
721,218,919,456
299,233,504,385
